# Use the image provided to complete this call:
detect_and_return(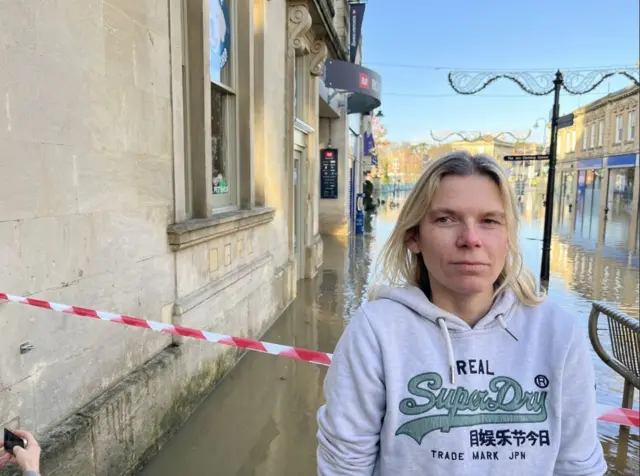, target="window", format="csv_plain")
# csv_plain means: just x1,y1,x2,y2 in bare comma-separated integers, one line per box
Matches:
571,130,576,151
615,114,623,143
565,132,571,153
583,127,588,149
590,123,596,148
210,0,237,208
598,120,604,146
629,110,637,141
